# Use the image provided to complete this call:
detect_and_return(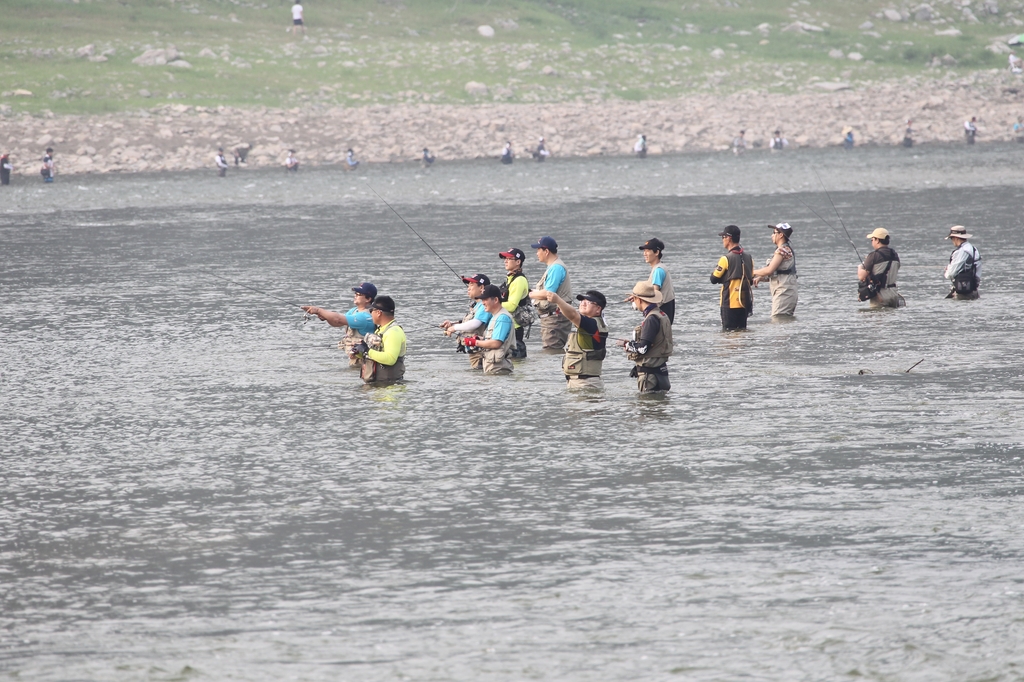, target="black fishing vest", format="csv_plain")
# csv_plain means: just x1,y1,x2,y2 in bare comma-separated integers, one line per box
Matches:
499,272,526,302
951,245,980,294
